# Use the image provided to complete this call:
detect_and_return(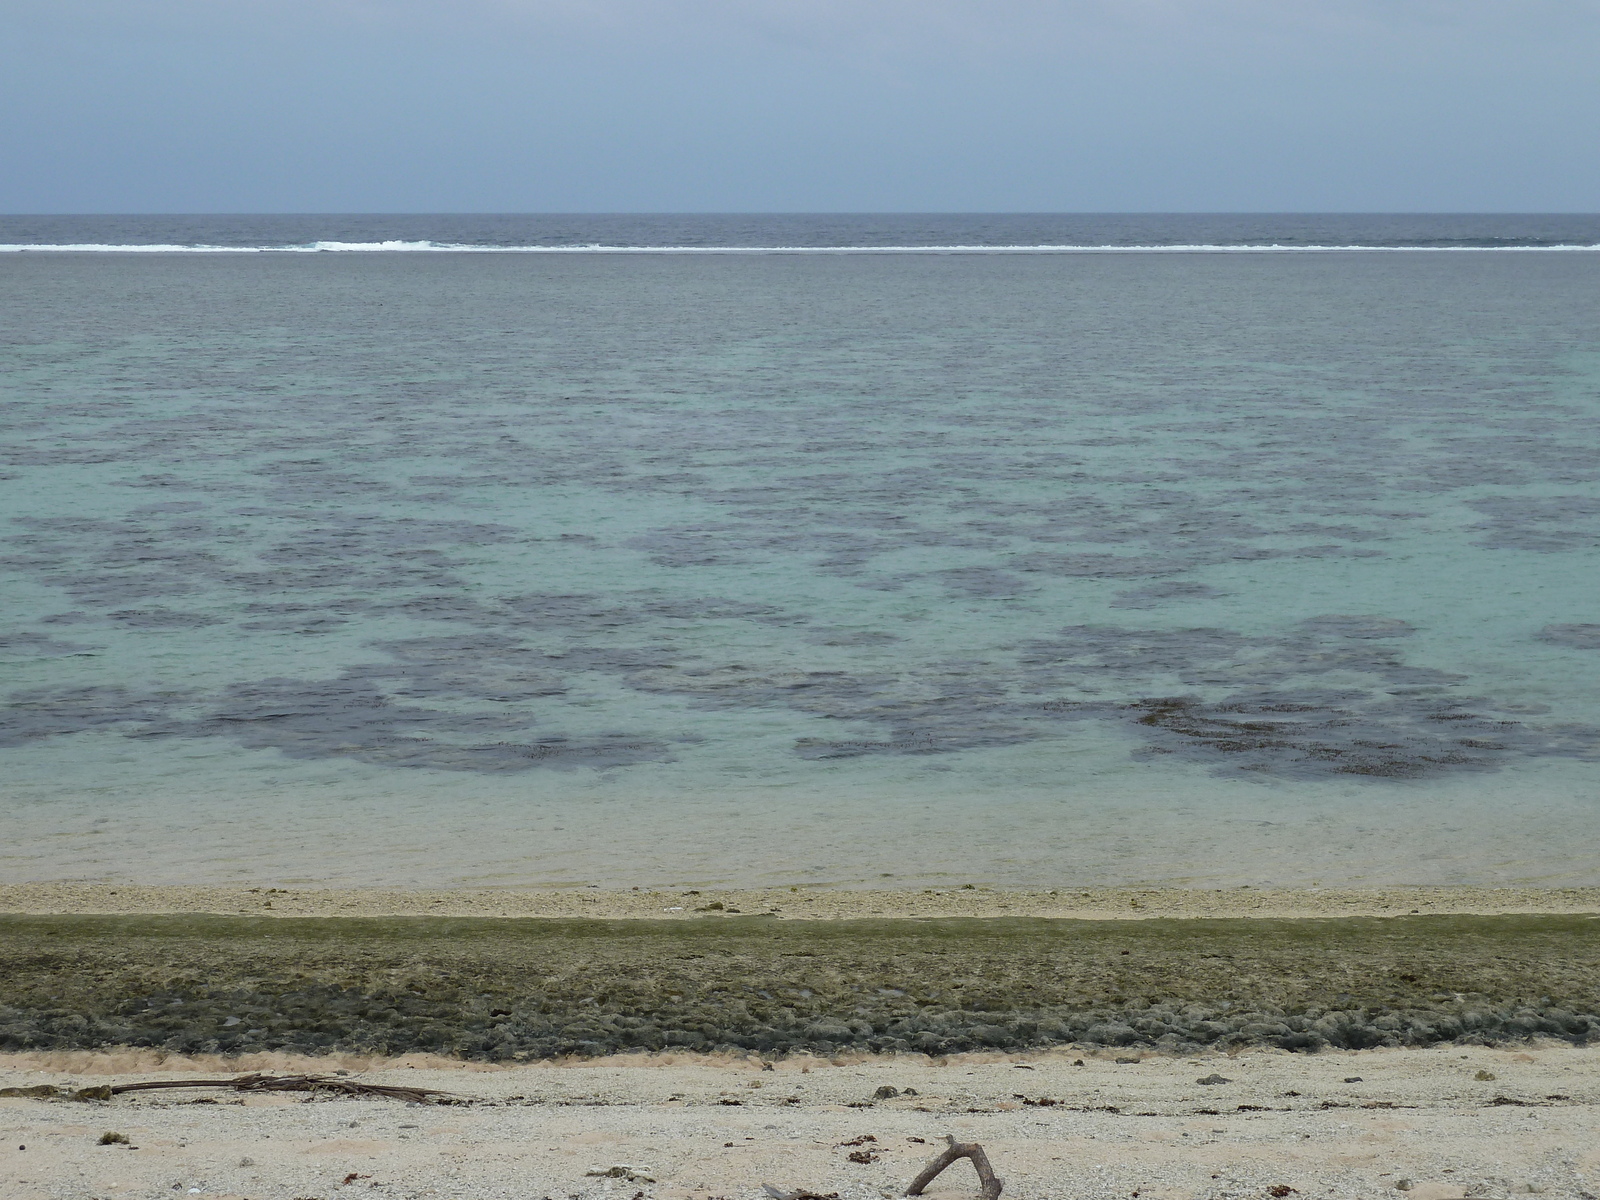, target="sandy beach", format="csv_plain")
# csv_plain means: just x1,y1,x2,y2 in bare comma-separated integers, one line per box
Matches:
5,883,1600,922
5,1044,1599,1200
4,886,1598,1197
